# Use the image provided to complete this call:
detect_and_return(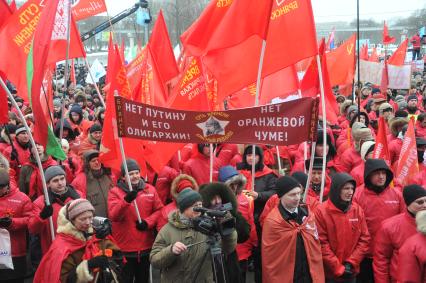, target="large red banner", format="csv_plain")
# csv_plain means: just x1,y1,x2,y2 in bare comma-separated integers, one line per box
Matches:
115,96,318,145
